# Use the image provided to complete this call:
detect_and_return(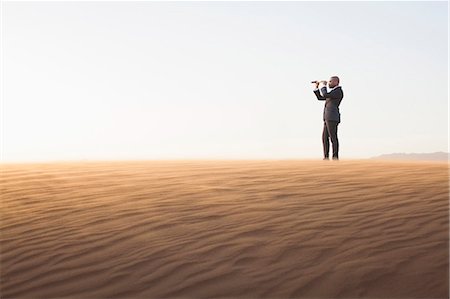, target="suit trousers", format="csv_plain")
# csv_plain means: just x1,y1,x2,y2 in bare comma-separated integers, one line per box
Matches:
322,120,339,159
